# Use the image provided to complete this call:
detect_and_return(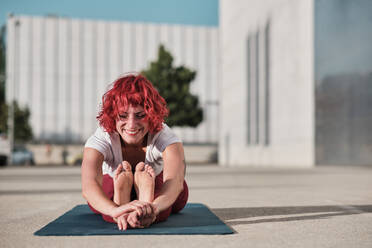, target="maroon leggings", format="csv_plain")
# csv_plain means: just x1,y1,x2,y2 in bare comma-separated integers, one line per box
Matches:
88,172,189,223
